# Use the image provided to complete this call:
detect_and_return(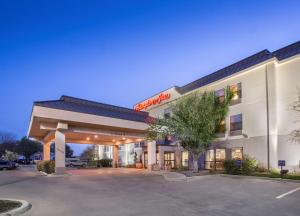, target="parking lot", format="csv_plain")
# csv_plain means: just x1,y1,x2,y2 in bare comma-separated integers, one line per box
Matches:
1,166,300,216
